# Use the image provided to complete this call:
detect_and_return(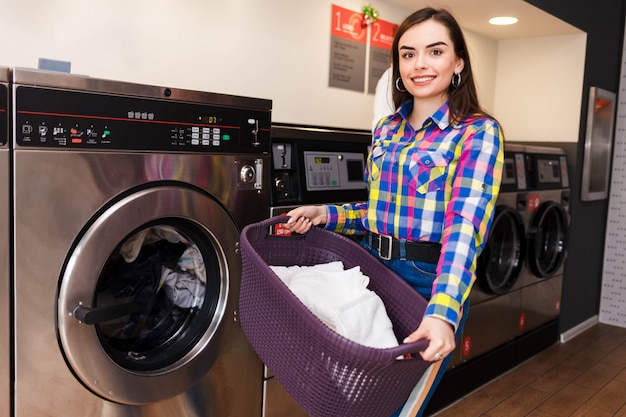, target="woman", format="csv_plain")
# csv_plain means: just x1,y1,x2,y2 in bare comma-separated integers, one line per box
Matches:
286,7,503,416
